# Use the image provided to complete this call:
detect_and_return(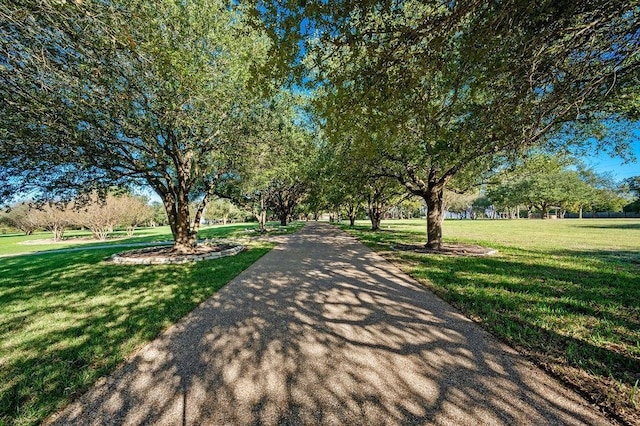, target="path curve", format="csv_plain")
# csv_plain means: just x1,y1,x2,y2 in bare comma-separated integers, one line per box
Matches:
47,222,610,425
